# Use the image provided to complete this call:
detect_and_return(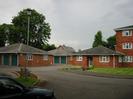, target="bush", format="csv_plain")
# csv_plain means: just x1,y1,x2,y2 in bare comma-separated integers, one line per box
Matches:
16,76,38,87
20,67,31,77
88,65,94,70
